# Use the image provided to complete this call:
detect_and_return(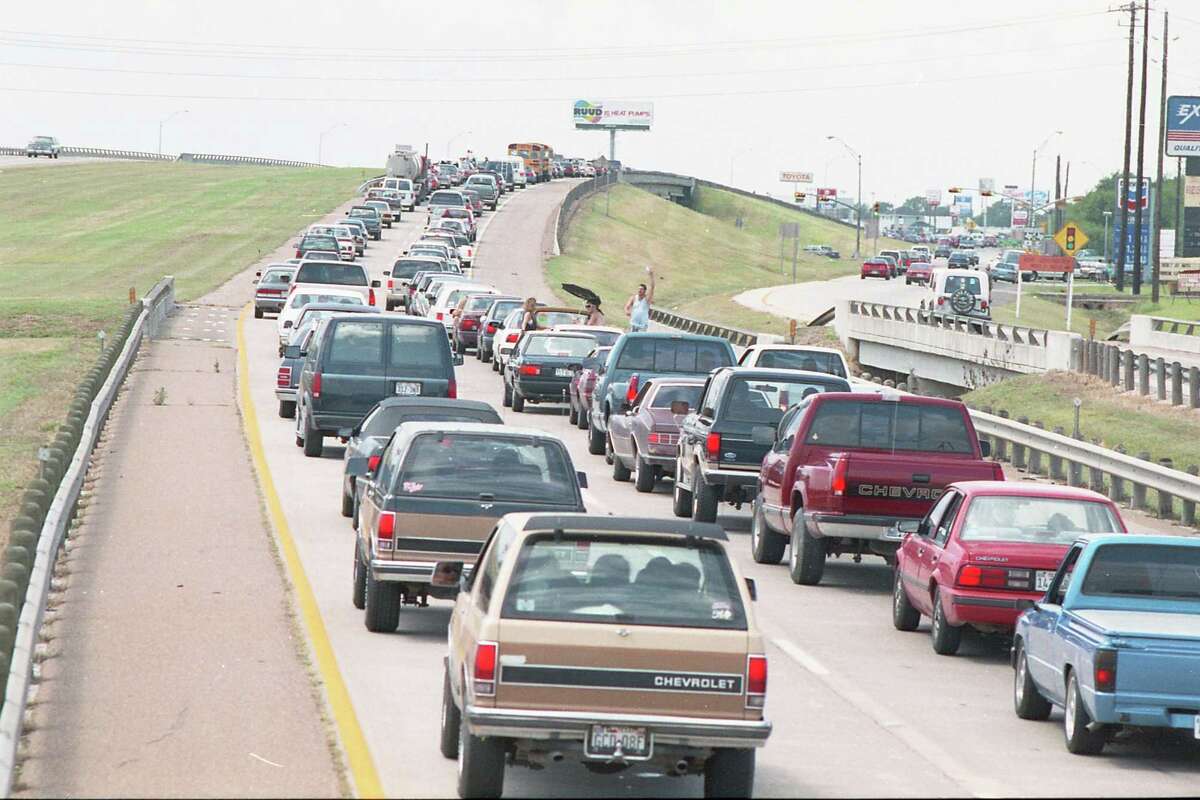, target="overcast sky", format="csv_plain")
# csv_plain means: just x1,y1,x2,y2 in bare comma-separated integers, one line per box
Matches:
4,0,1198,205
